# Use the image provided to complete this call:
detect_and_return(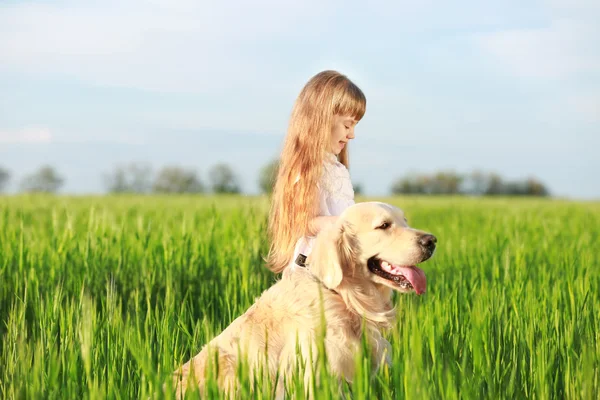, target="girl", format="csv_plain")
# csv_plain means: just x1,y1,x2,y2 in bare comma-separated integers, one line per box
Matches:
266,70,366,274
